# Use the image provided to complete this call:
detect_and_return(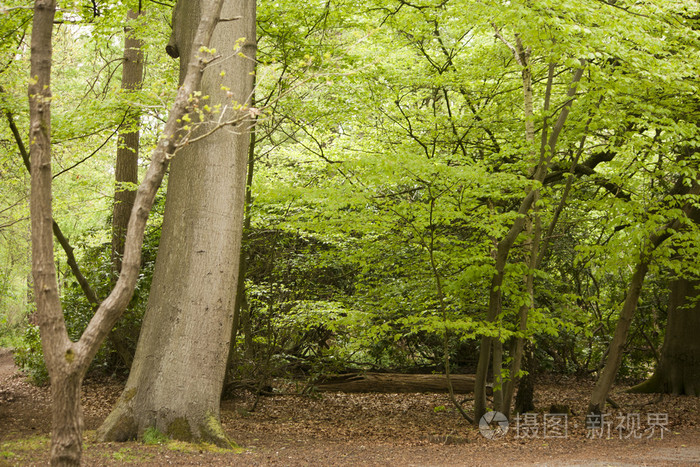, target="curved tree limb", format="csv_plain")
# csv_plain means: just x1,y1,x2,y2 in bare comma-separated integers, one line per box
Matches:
3,92,101,307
